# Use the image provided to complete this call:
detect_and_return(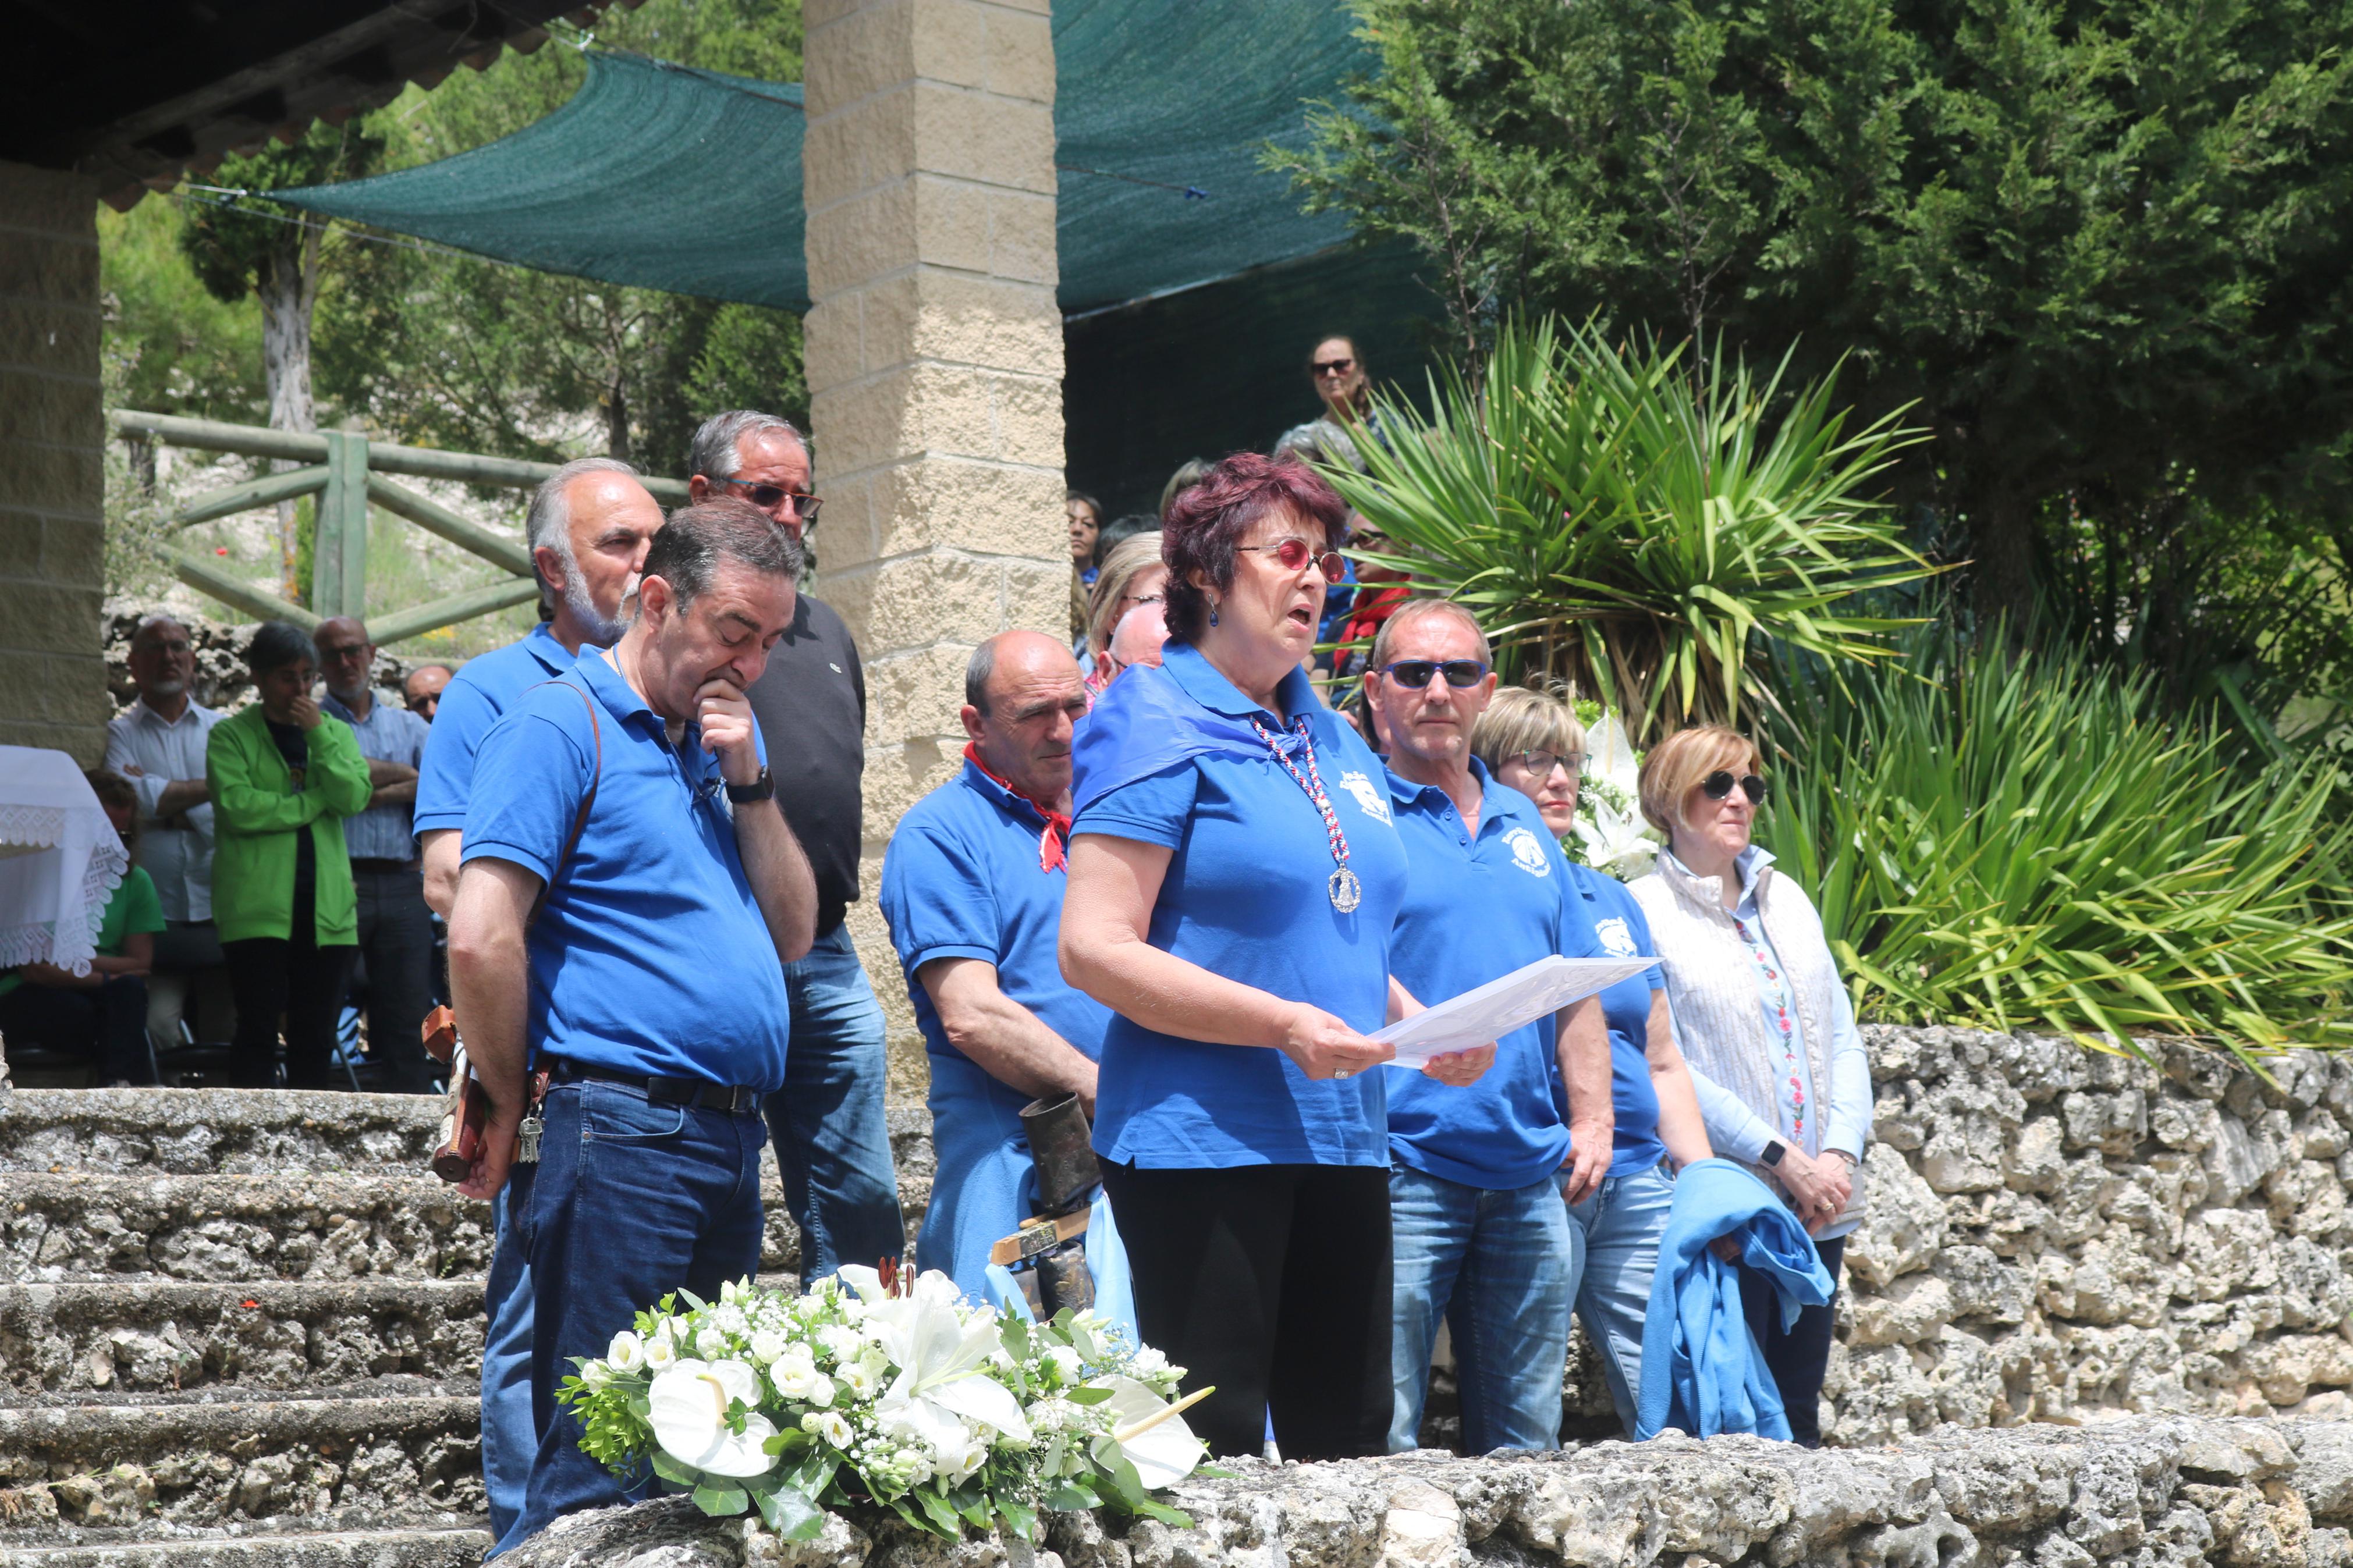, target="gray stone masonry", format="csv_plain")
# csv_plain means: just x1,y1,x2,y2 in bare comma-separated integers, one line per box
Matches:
504,1417,2353,1568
